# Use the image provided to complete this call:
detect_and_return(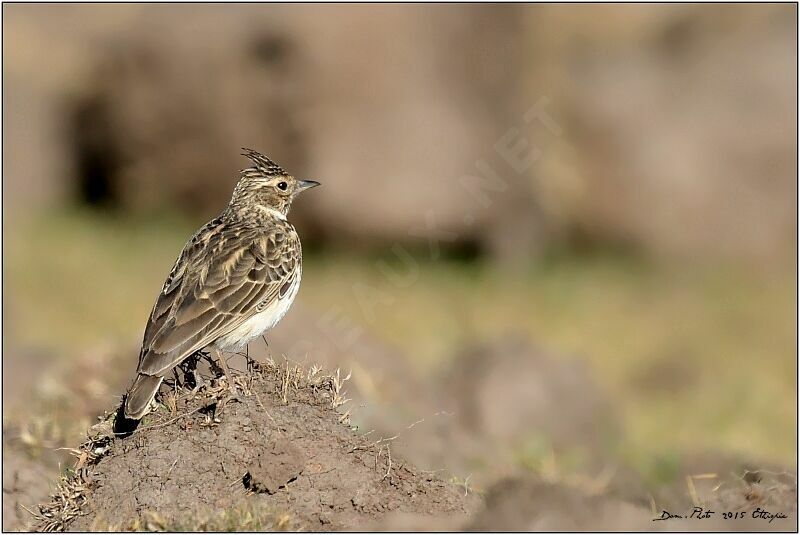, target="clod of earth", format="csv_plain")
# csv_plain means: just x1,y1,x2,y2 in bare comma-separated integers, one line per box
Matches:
243,438,306,495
